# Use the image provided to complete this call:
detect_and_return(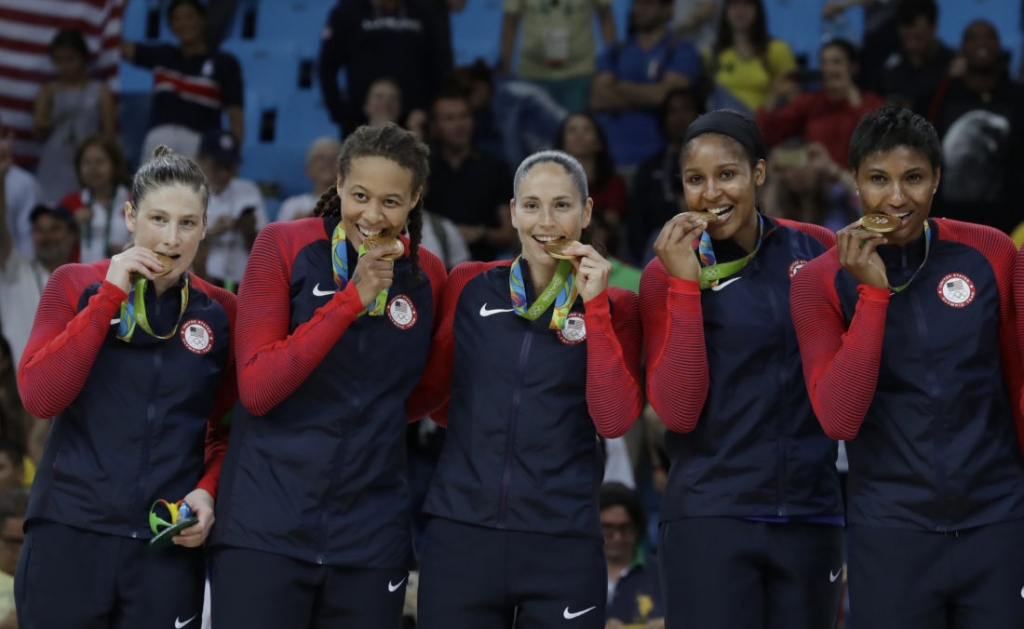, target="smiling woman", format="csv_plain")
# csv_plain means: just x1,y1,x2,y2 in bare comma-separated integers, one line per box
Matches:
415,150,643,629
15,144,237,629
640,109,843,629
207,122,448,629
791,104,1024,629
